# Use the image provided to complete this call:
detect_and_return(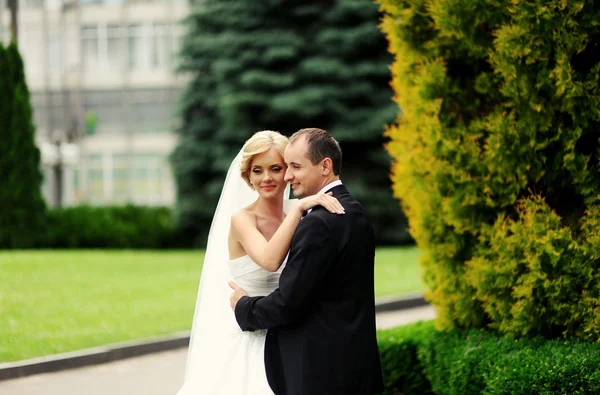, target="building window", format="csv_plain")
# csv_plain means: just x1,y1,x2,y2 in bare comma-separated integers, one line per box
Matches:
79,0,125,6
132,101,173,133
78,152,173,205
132,154,166,205
79,88,179,135
22,0,44,8
88,169,105,202
83,90,126,134
86,153,105,203
81,23,126,71
81,22,181,73
81,25,100,68
47,30,62,74
112,154,130,203
128,23,145,70
107,24,125,69
151,23,170,69
128,22,177,71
